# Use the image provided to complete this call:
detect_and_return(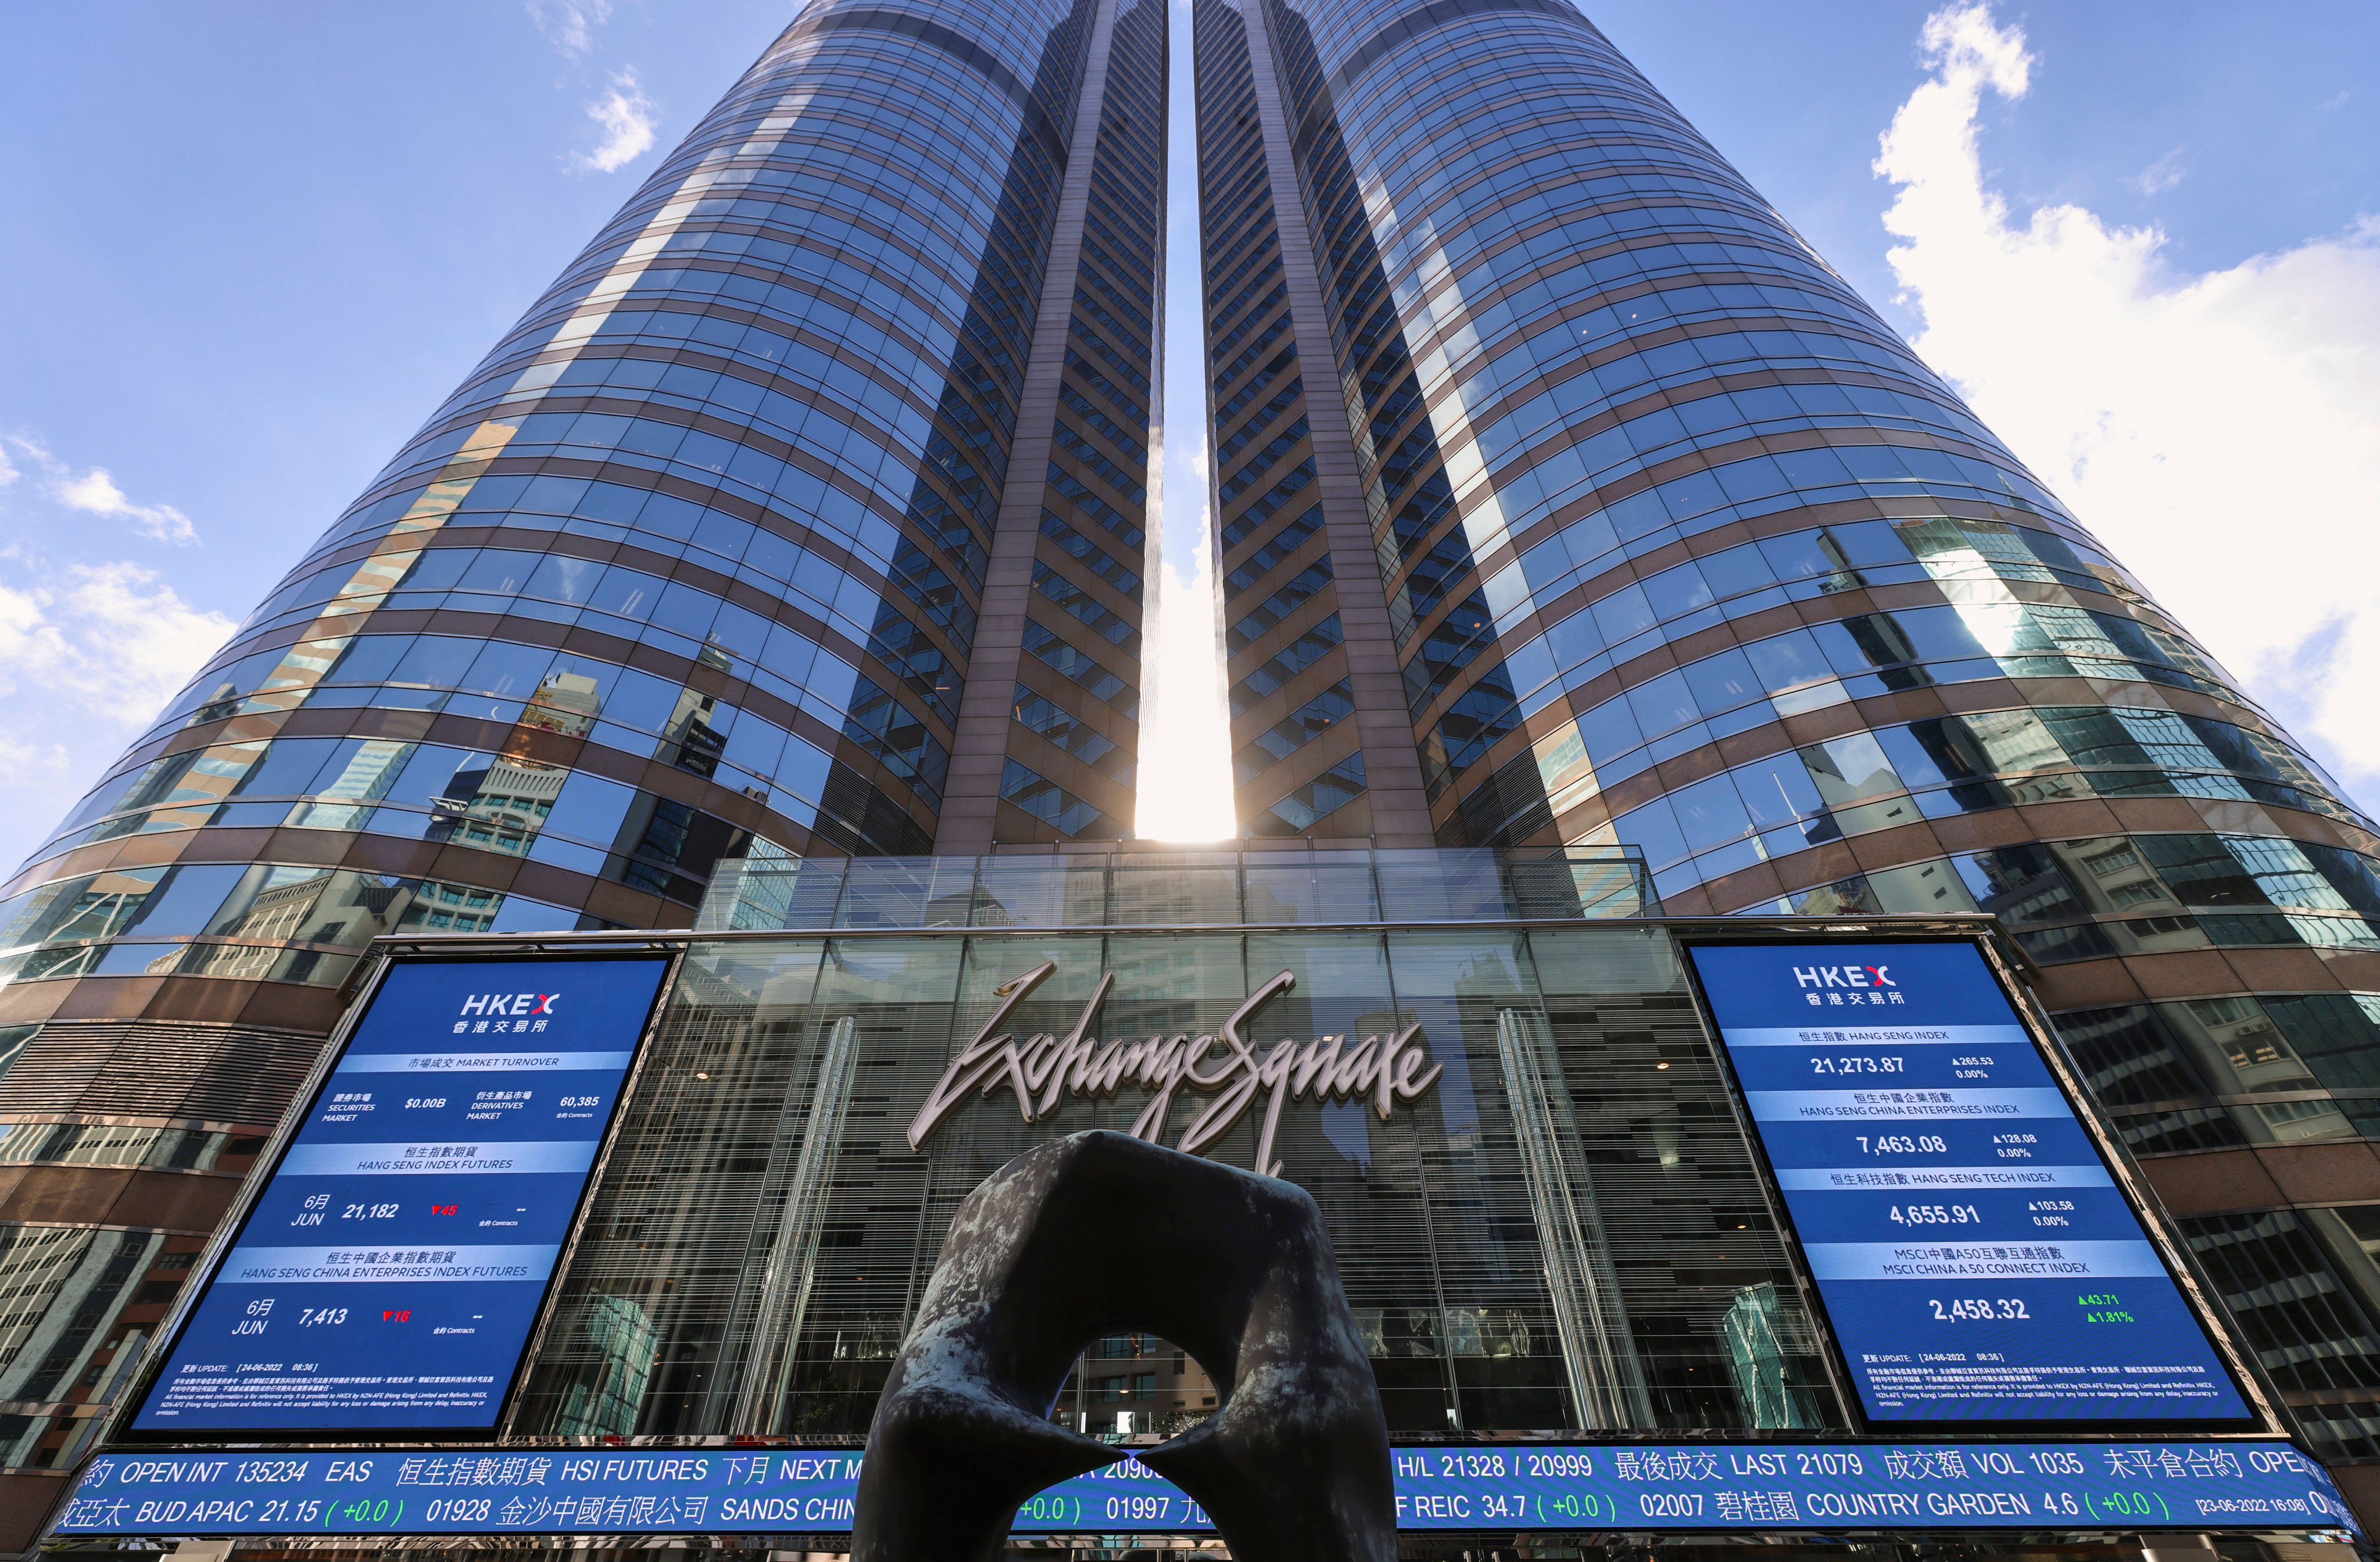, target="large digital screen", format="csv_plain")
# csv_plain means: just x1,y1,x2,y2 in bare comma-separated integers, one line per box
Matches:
127,955,671,1438
1684,939,2253,1427
55,1438,2354,1537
